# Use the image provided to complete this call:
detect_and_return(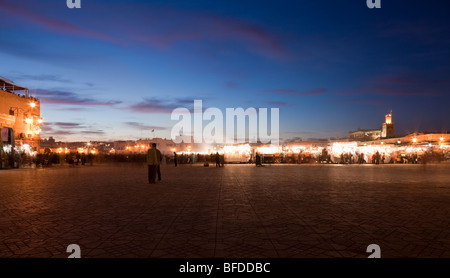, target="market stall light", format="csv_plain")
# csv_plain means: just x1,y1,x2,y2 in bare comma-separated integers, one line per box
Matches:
37,118,43,124
224,144,251,154
25,118,31,124
440,137,444,142
30,102,36,108
331,142,358,154
291,145,306,153
256,145,282,154
412,138,417,143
